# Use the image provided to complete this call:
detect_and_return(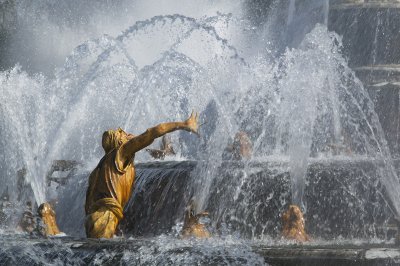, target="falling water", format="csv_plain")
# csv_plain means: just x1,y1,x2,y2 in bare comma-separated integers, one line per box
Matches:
0,1,400,263
0,10,244,205
372,11,383,65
